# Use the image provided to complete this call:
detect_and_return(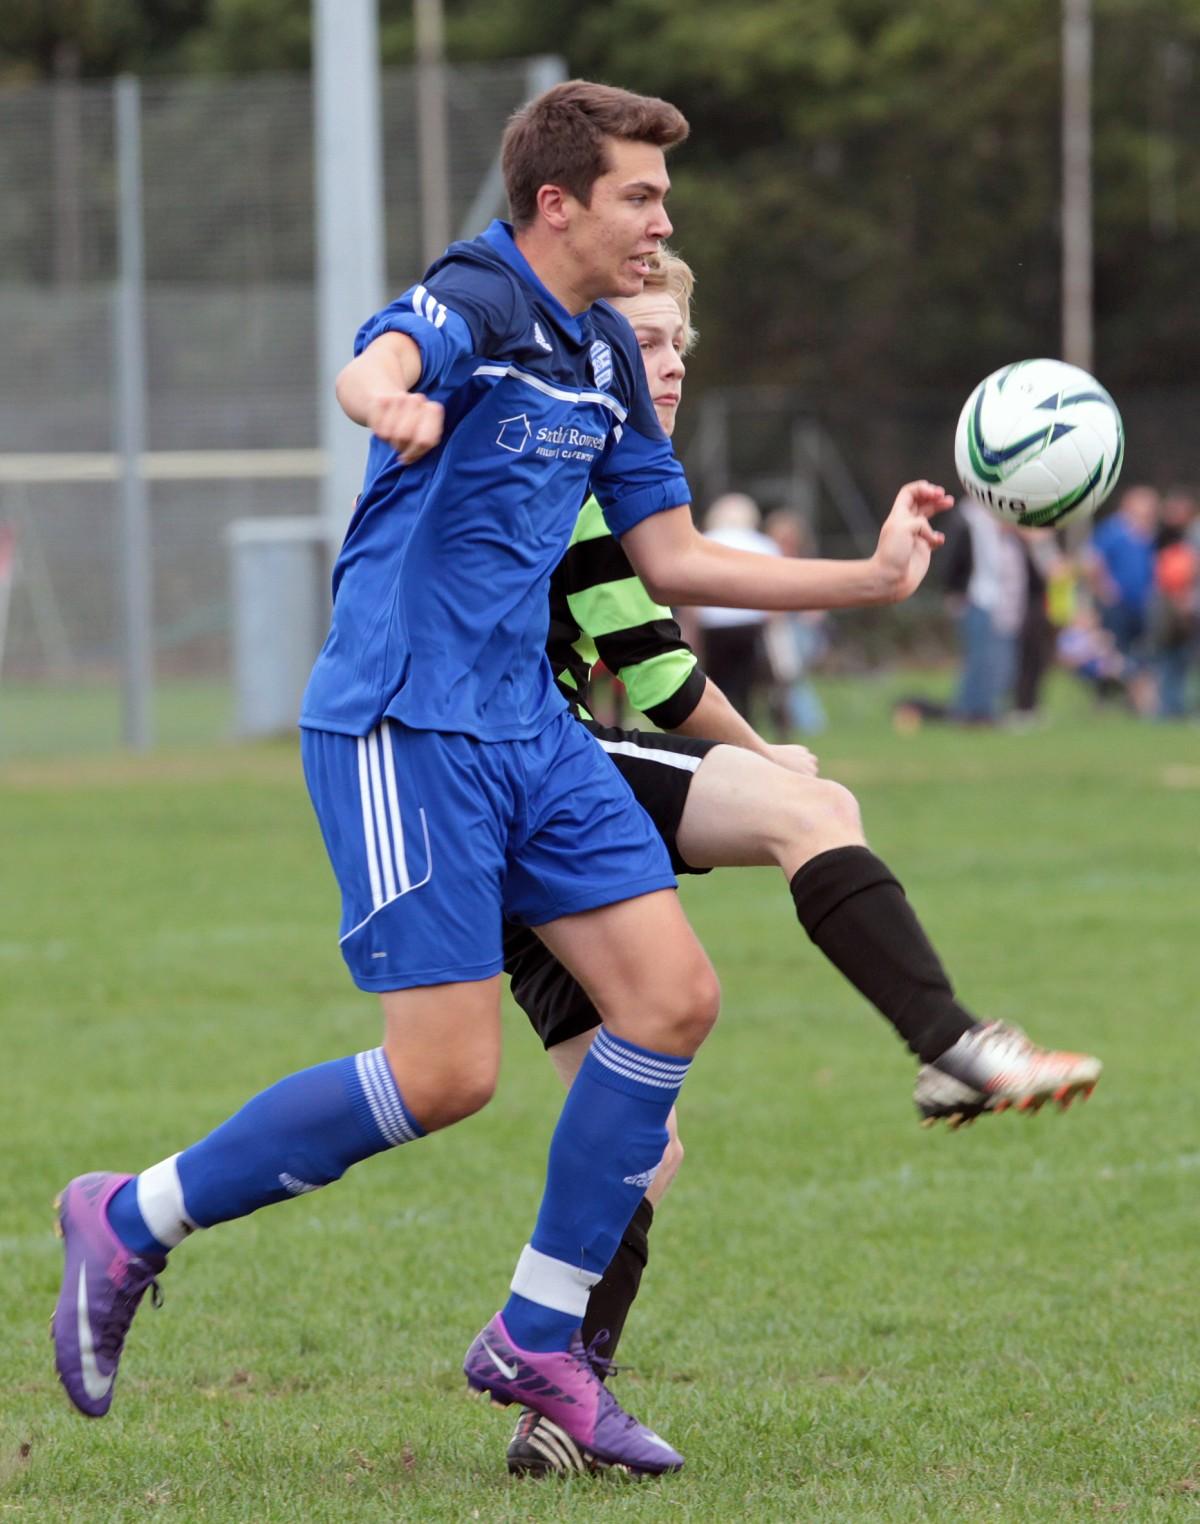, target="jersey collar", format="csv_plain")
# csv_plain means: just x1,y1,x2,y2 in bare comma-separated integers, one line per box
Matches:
479,220,585,341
